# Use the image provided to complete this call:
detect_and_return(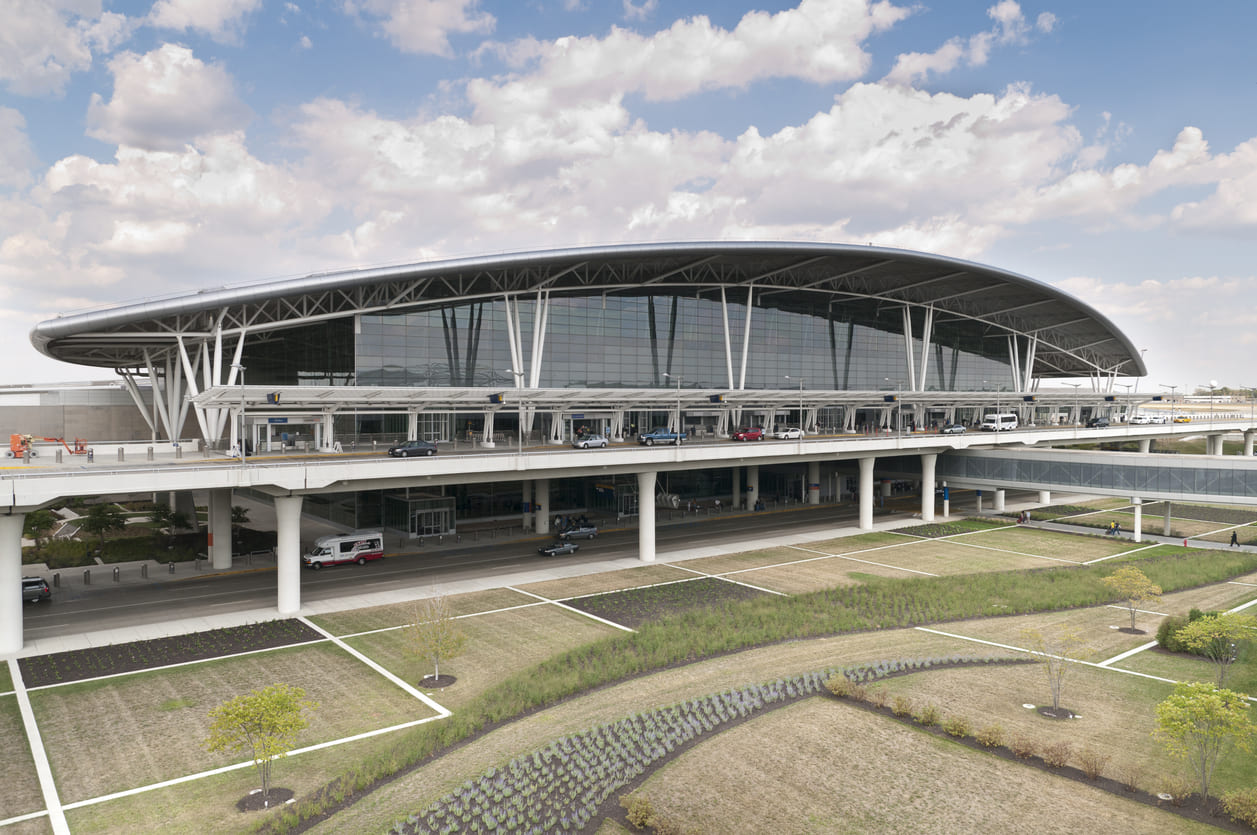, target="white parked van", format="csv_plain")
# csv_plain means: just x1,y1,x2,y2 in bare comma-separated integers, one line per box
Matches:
979,413,1019,432
302,531,384,569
